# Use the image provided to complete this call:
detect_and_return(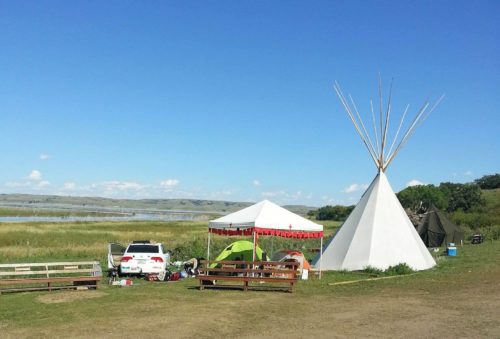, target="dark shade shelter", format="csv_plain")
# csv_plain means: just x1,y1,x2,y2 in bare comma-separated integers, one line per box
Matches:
417,205,464,247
